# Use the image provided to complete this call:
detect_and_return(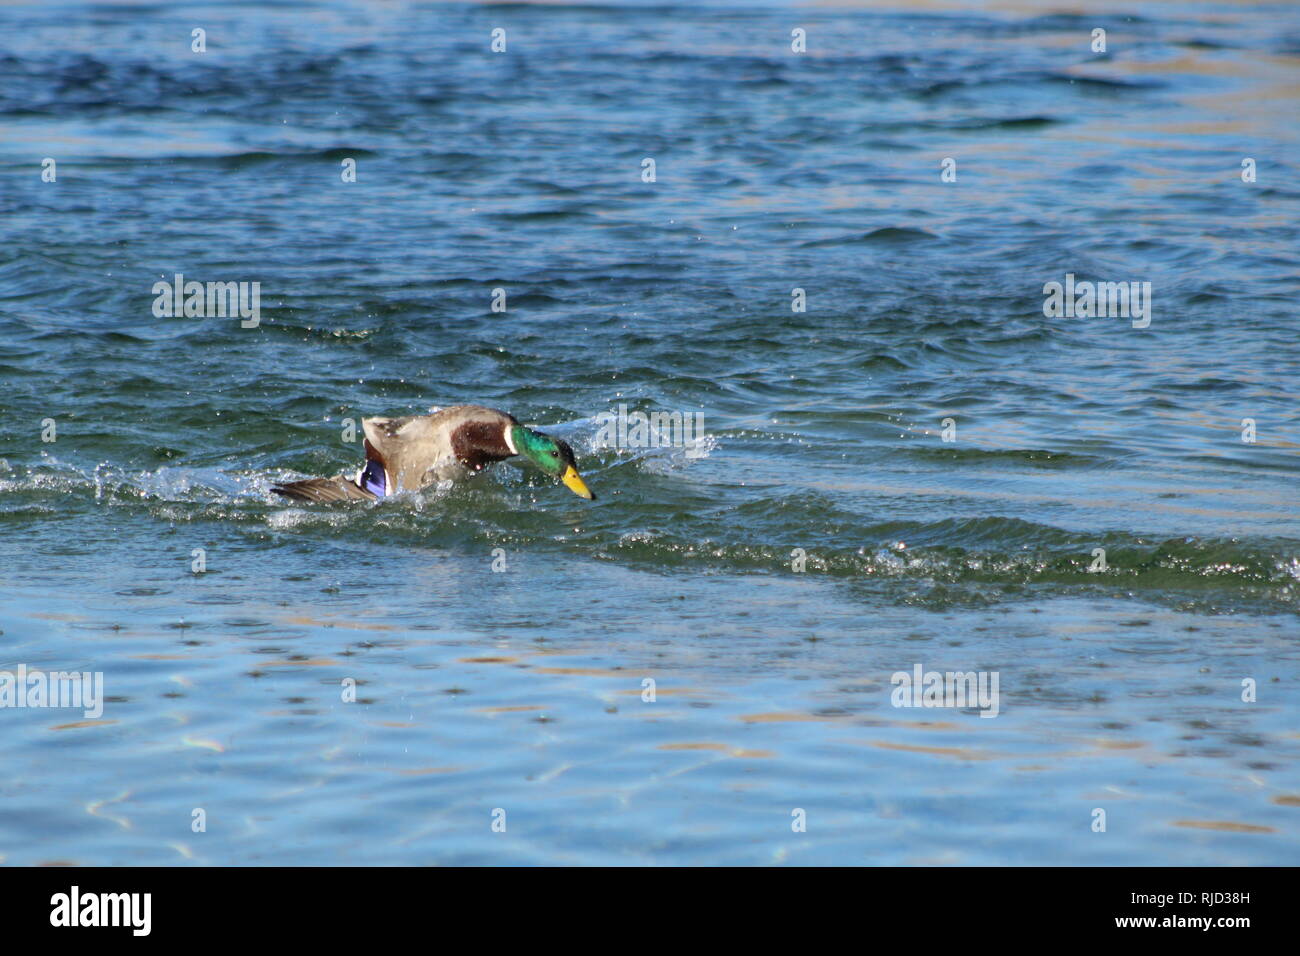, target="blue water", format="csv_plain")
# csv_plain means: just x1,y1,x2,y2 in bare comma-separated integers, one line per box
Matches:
1,0,1298,865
